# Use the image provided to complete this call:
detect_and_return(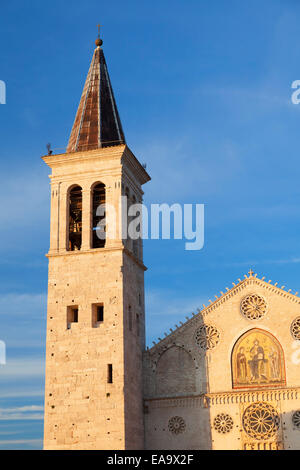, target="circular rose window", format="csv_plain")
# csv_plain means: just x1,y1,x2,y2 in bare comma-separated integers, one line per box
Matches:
242,402,280,440
168,416,186,435
292,410,300,429
241,294,267,320
213,413,234,434
291,317,300,341
195,325,220,350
